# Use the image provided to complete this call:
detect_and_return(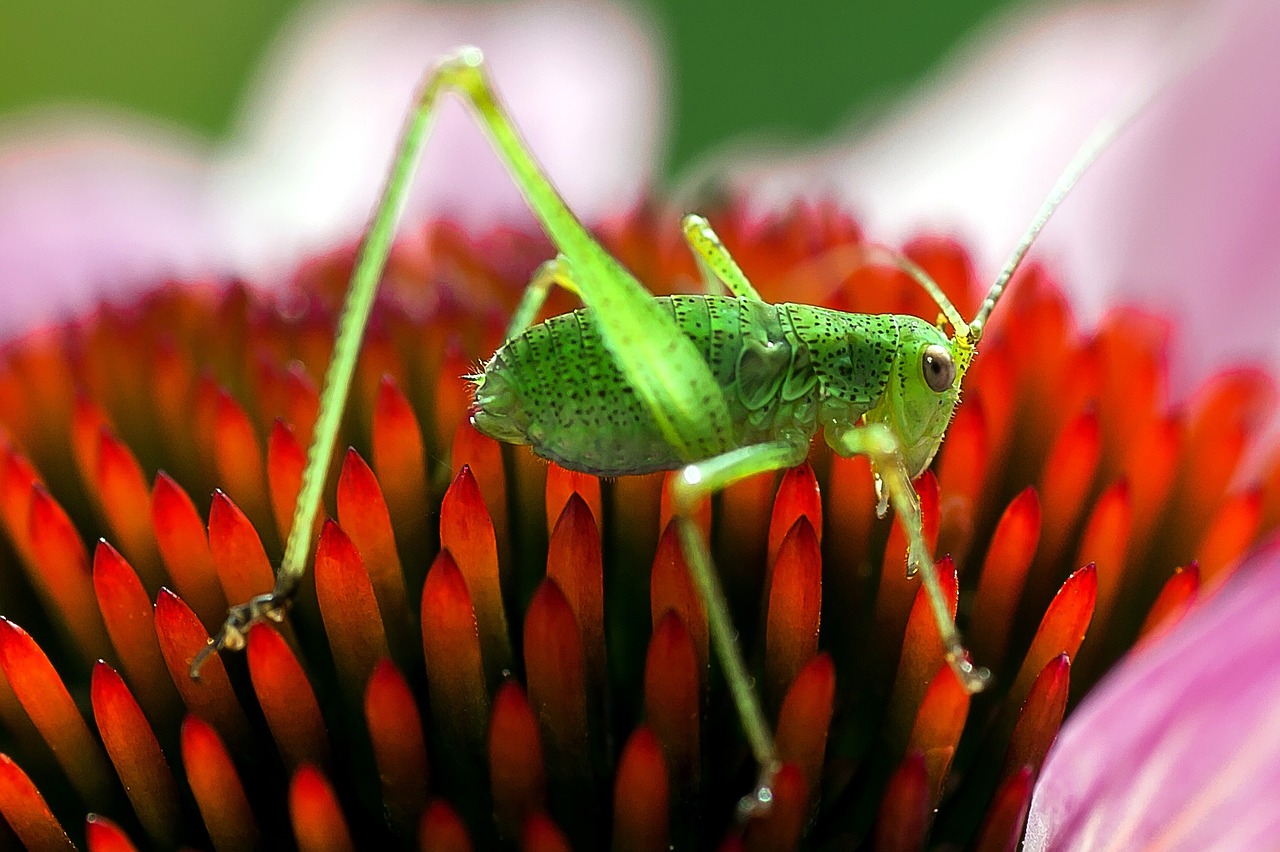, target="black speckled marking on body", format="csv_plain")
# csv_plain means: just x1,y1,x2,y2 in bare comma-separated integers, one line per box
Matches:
473,295,831,475
785,305,900,408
